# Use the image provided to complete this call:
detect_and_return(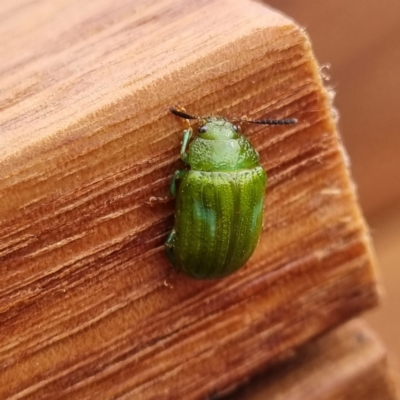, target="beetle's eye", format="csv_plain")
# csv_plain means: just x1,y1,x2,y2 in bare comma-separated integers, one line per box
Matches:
198,126,207,133
232,124,239,132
